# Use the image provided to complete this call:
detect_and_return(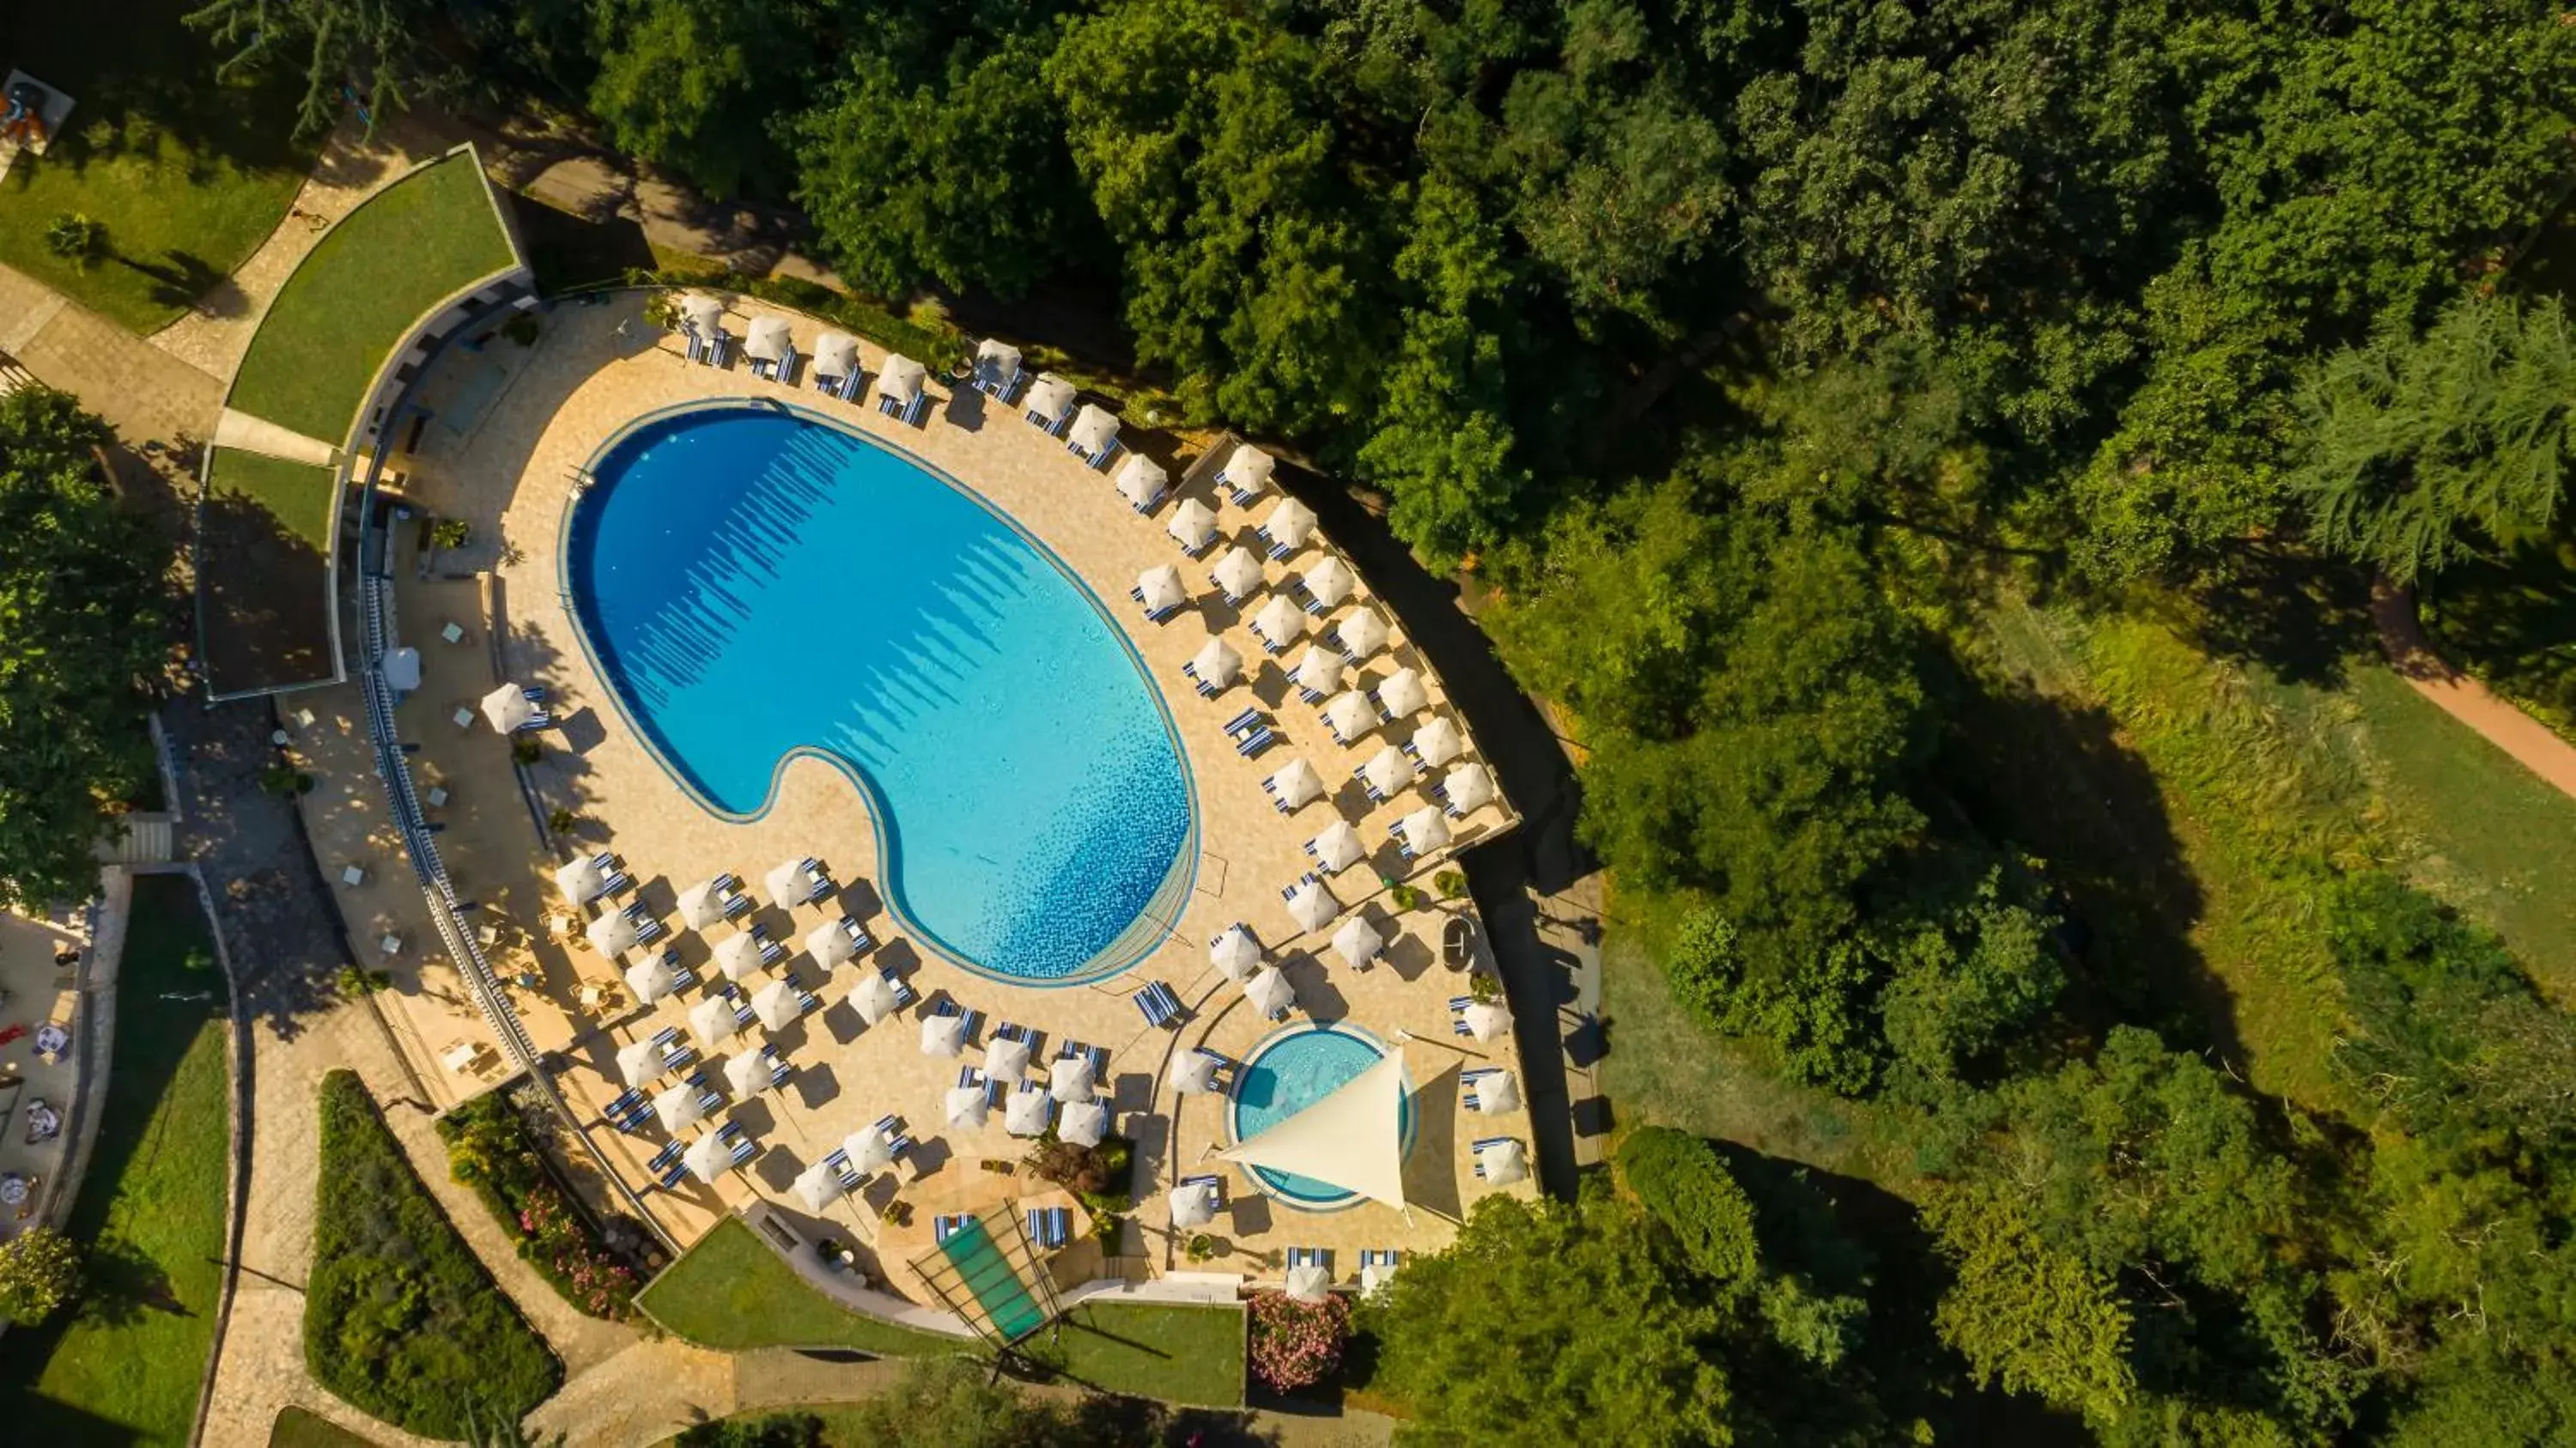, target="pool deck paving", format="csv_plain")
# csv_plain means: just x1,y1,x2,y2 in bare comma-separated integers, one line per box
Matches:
340,290,1537,1305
